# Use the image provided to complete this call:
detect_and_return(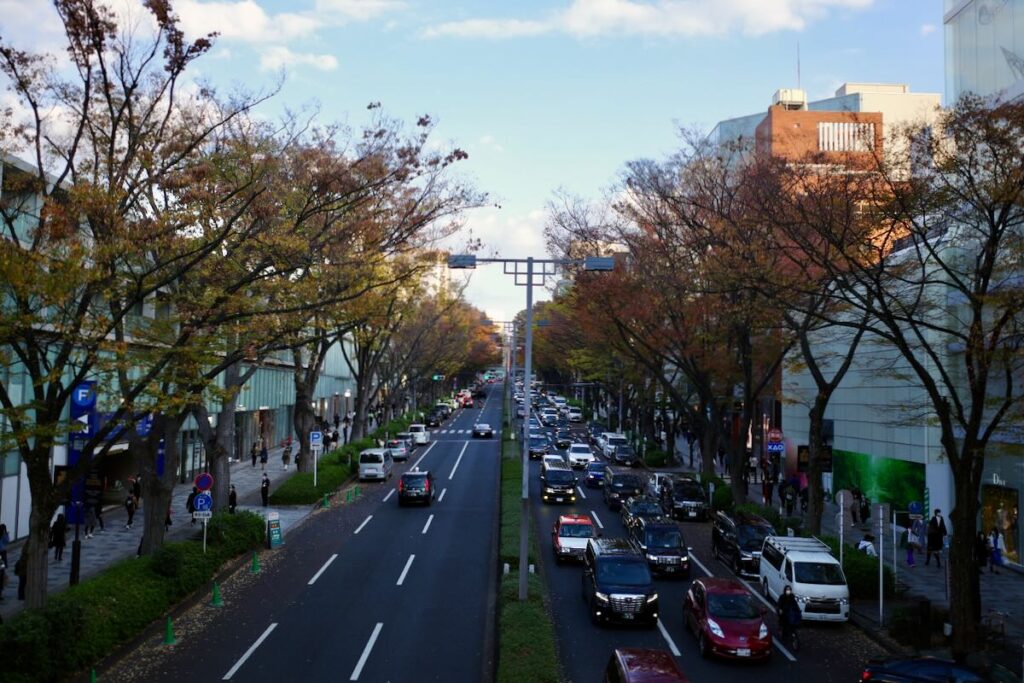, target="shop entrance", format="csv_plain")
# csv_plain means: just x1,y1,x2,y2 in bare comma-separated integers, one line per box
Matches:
981,484,1020,565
